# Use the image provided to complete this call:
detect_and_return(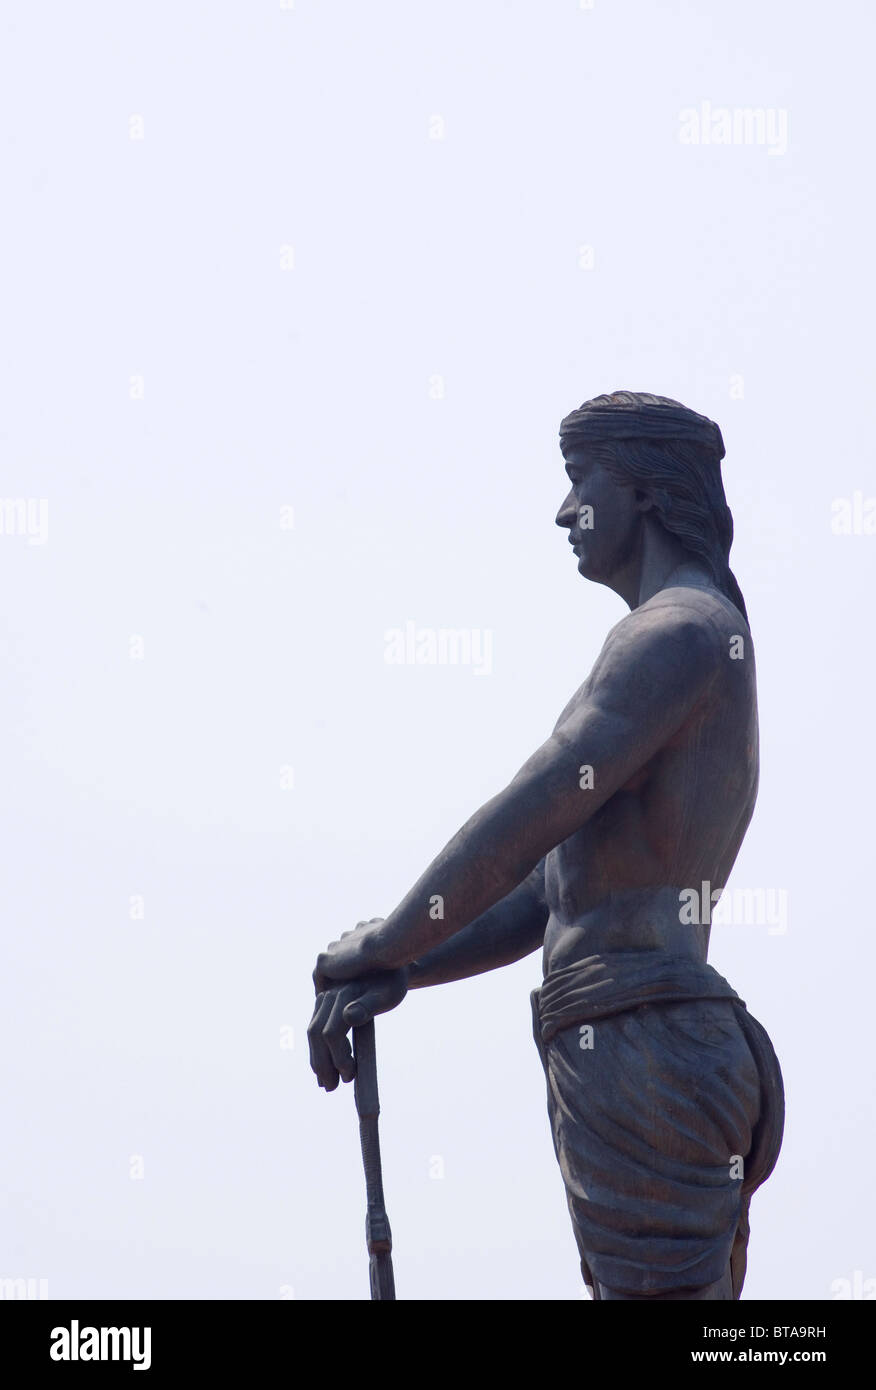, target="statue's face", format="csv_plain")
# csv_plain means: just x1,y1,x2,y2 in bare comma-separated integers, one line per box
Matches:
556,445,643,583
